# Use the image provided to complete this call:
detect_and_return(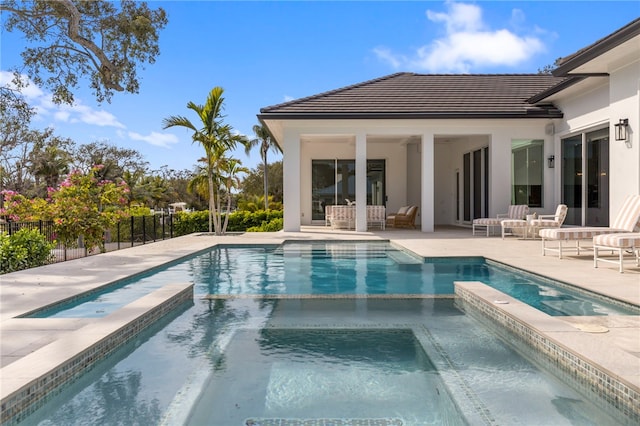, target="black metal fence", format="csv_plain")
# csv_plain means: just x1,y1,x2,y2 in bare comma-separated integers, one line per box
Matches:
0,214,175,263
